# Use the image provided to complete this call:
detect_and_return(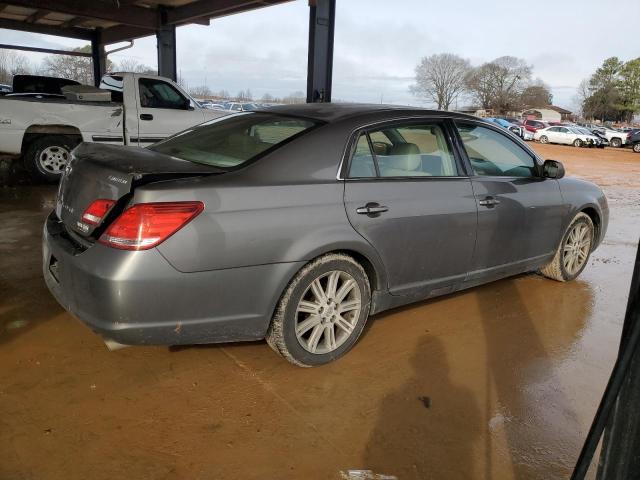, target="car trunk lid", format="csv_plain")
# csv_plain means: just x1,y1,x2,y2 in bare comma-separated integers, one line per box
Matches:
56,142,223,238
